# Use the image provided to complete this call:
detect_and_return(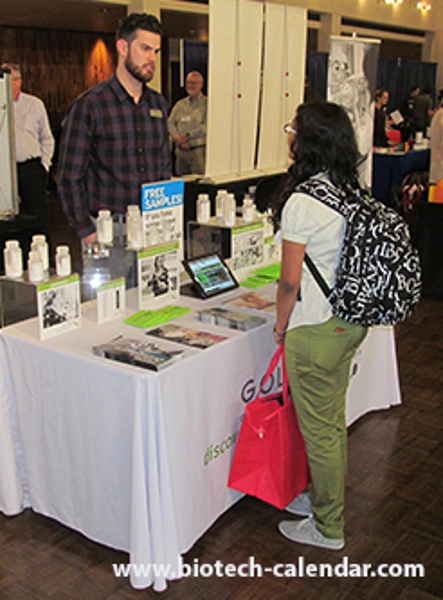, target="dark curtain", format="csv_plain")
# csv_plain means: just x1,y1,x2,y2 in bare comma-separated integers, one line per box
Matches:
306,52,328,100
376,58,402,113
184,41,208,95
377,58,437,112
399,59,437,105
